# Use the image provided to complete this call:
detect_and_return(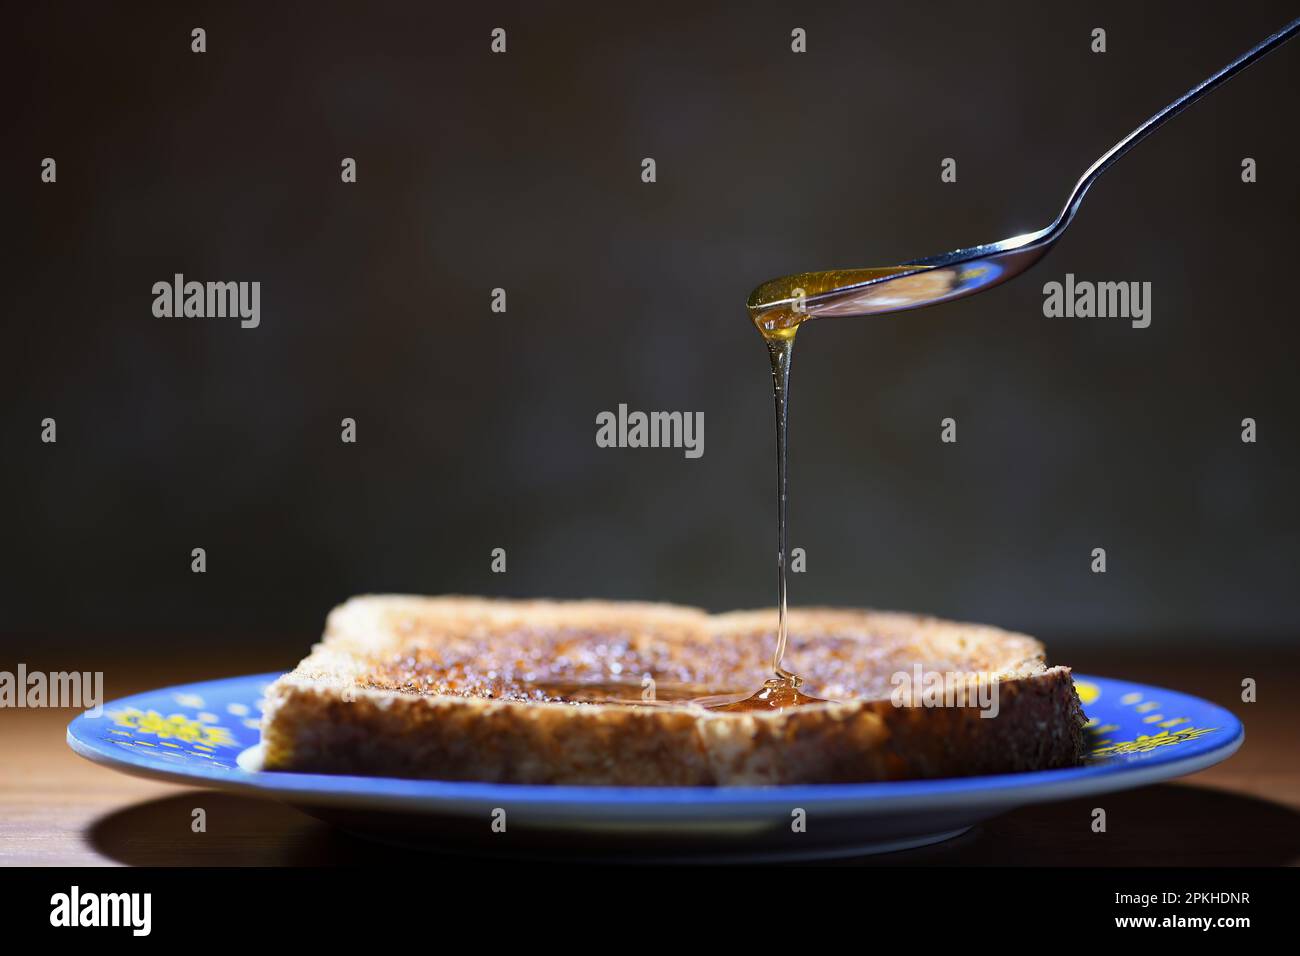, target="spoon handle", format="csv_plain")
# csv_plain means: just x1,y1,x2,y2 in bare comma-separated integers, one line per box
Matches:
1057,16,1300,229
